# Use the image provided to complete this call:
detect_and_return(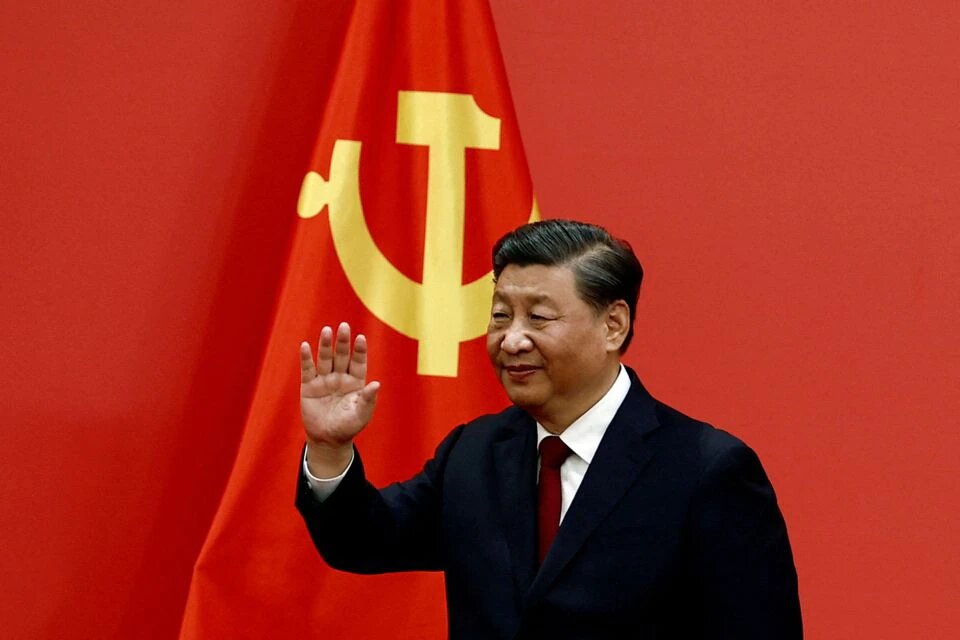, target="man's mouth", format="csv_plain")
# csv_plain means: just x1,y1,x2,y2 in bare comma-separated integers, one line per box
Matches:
504,364,540,380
